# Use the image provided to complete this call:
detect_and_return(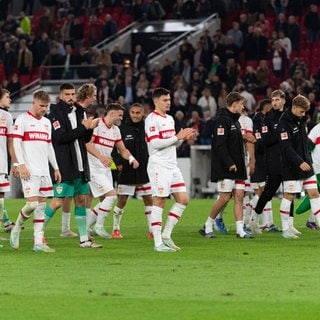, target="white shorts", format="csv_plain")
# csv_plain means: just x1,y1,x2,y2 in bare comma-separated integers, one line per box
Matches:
147,164,186,197
117,182,152,196
21,175,53,198
217,179,245,193
0,174,10,193
283,175,318,193
89,168,114,198
251,181,266,190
